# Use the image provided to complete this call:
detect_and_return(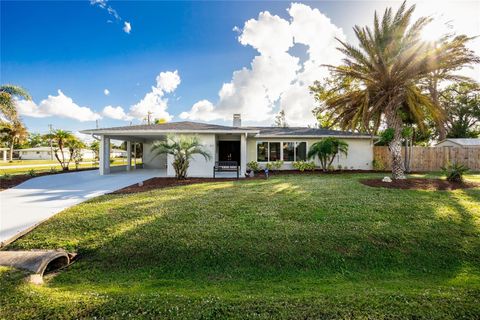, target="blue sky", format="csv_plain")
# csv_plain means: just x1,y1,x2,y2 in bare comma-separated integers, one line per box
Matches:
1,0,479,136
